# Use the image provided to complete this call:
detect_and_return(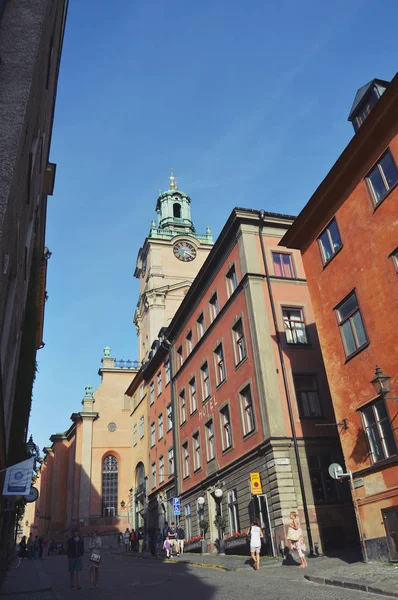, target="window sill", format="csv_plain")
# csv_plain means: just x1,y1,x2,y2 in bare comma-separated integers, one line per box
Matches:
372,179,398,212
299,415,326,421
353,454,398,477
202,395,211,404
216,379,227,391
242,428,257,441
183,475,190,481
206,457,216,464
193,467,202,475
234,356,248,371
286,342,312,348
190,408,198,417
222,445,233,456
344,341,370,364
321,244,344,270
158,437,163,442
180,420,187,427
